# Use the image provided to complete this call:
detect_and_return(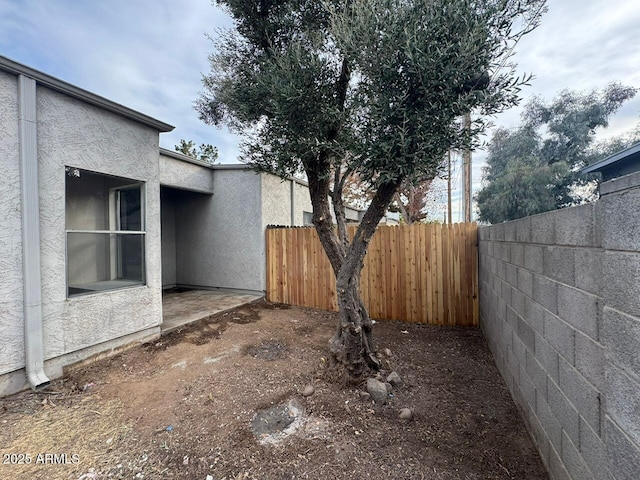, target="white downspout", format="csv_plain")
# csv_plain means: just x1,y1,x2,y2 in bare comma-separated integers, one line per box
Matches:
18,74,50,390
